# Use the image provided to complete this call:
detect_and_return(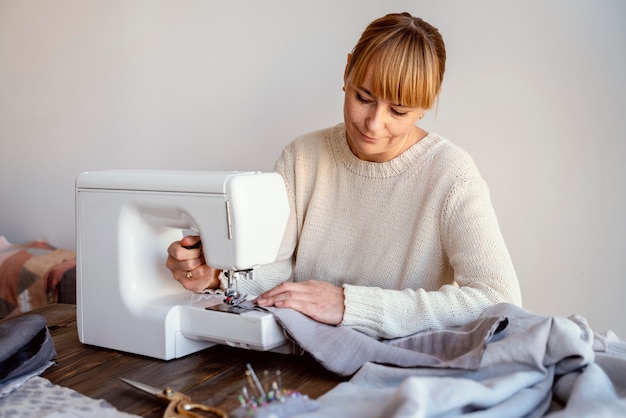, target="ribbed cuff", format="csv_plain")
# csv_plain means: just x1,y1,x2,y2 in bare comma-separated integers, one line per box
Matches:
341,284,385,336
